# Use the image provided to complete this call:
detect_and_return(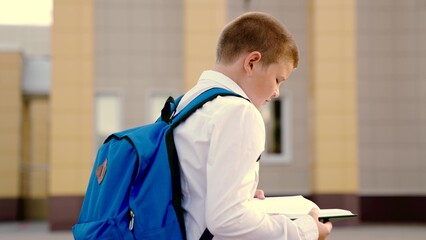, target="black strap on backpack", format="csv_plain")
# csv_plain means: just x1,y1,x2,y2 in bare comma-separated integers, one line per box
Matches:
164,88,248,240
